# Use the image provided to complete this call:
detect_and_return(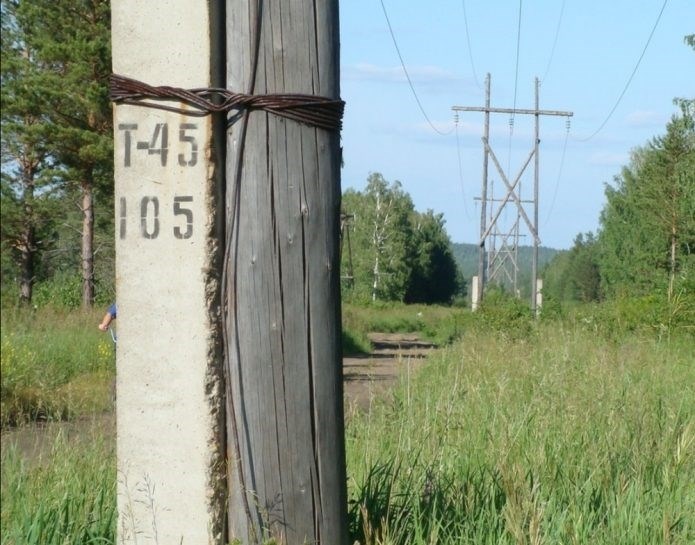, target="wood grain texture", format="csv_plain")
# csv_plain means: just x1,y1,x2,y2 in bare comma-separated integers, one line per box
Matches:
224,1,347,543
